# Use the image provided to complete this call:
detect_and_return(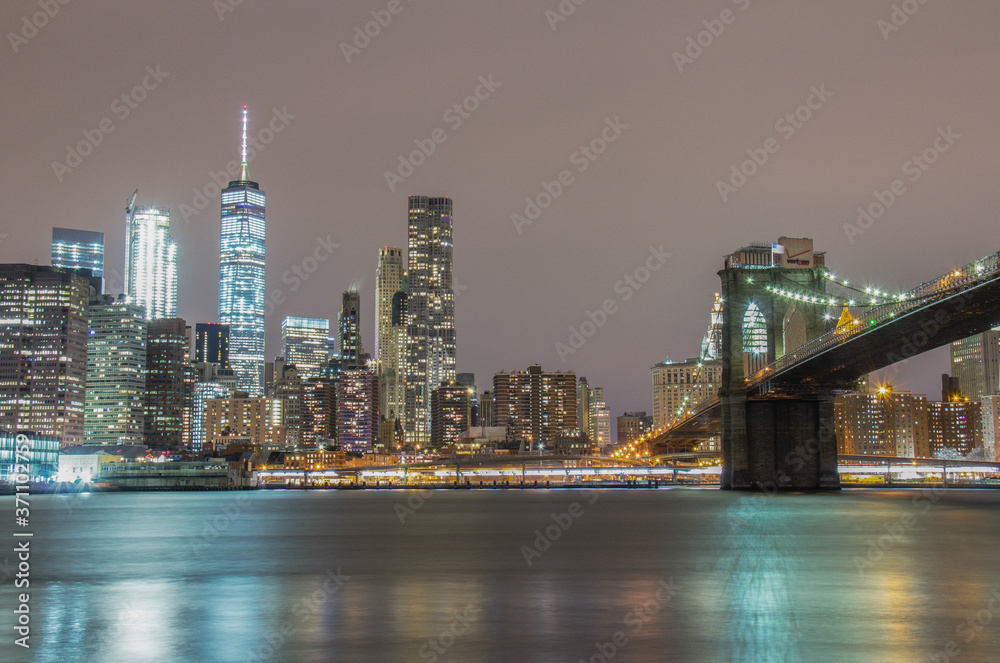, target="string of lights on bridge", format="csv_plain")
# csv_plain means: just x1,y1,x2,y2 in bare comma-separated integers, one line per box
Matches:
751,270,917,310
